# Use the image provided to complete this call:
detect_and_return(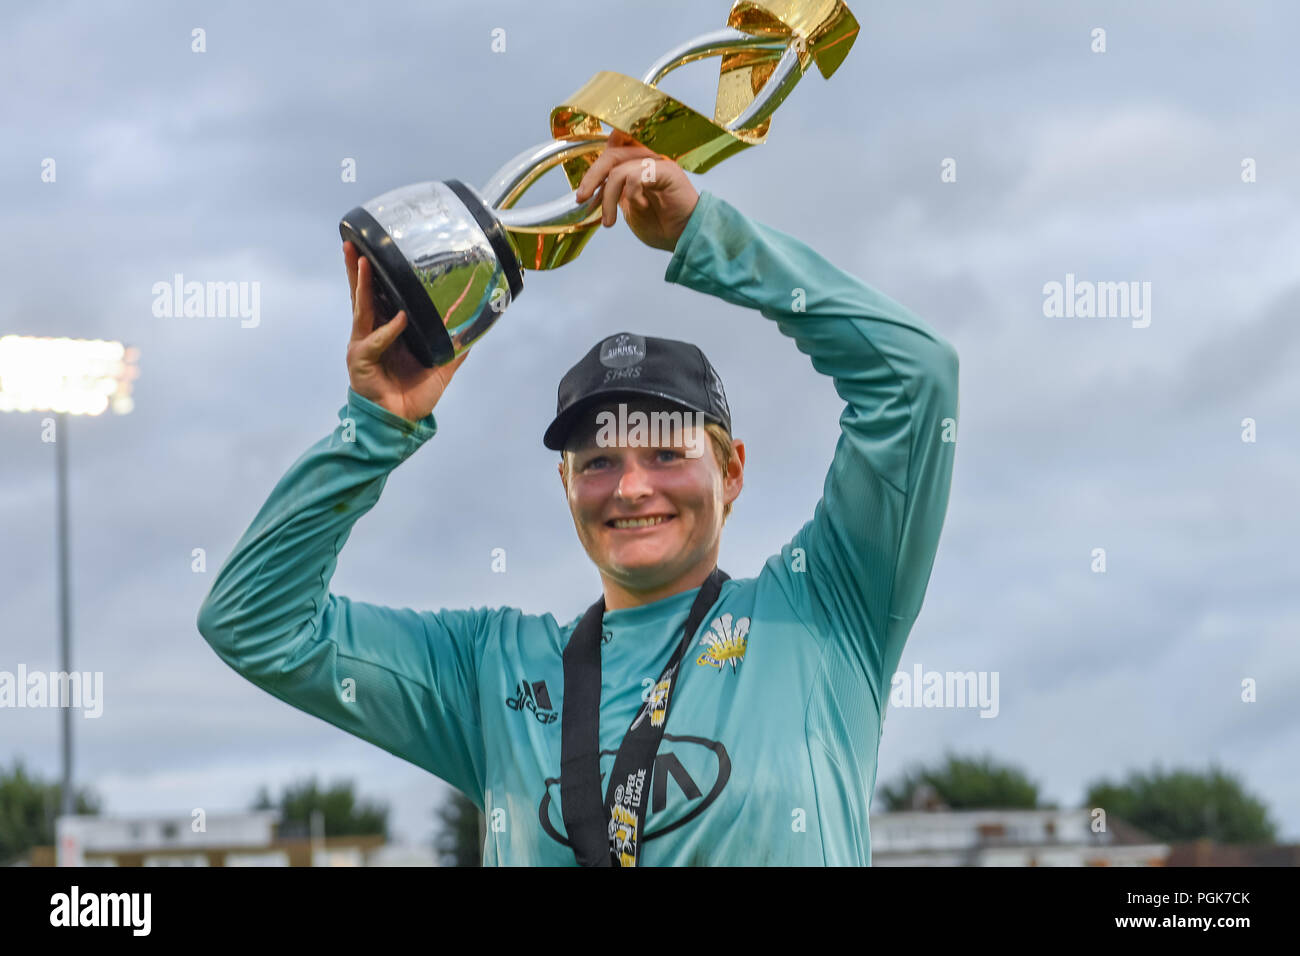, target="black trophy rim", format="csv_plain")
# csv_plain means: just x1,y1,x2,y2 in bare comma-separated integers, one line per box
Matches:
338,206,453,368
445,179,524,300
